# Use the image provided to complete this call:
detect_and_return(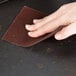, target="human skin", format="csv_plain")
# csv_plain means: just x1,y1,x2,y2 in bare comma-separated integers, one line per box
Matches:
25,2,76,40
